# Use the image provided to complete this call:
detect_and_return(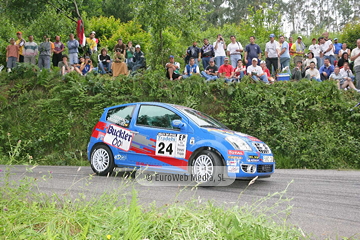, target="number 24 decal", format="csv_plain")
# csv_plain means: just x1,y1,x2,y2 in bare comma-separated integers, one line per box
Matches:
157,142,174,155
